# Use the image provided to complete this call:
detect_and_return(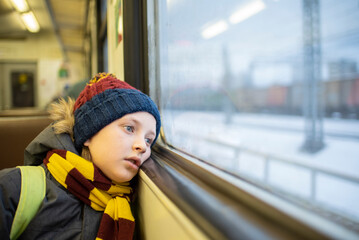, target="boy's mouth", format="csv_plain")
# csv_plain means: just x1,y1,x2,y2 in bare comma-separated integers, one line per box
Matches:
125,157,141,167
